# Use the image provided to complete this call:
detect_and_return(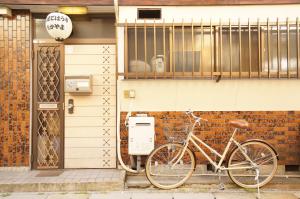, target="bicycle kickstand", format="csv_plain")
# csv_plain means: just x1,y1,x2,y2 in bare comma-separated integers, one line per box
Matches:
217,169,225,190
255,169,261,199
